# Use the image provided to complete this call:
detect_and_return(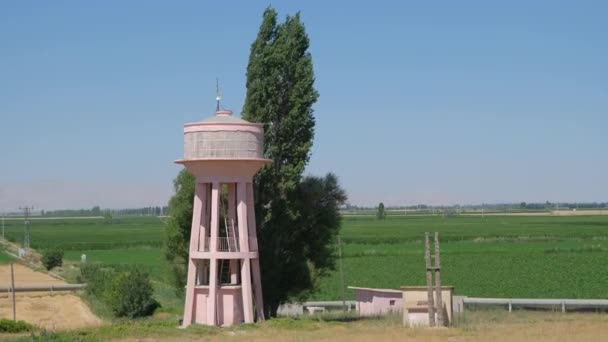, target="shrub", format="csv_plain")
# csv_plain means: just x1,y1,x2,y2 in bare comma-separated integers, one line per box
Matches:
0,319,33,333
79,264,116,298
41,249,64,270
106,267,158,318
79,265,158,318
